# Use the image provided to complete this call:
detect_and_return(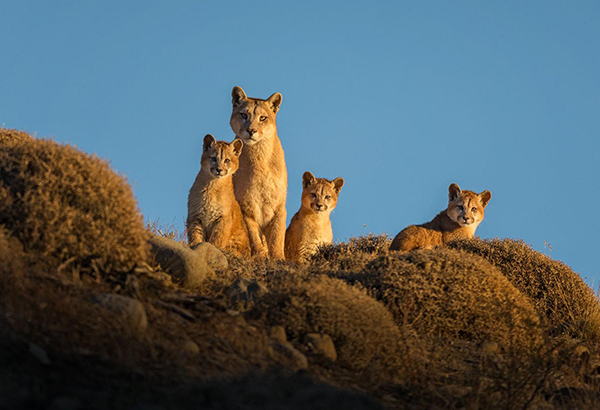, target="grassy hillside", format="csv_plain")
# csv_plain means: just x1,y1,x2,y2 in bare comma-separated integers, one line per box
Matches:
2,128,600,409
